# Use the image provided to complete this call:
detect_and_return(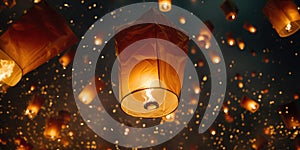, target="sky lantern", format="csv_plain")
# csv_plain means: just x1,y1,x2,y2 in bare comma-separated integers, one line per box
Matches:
237,38,245,50
197,20,214,49
226,33,235,46
58,110,71,129
0,2,78,87
240,96,260,113
263,0,300,37
243,22,257,34
114,9,188,118
220,0,238,21
278,101,300,129
25,94,44,119
251,135,268,150
59,46,77,68
158,0,172,12
78,77,105,105
43,117,62,139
